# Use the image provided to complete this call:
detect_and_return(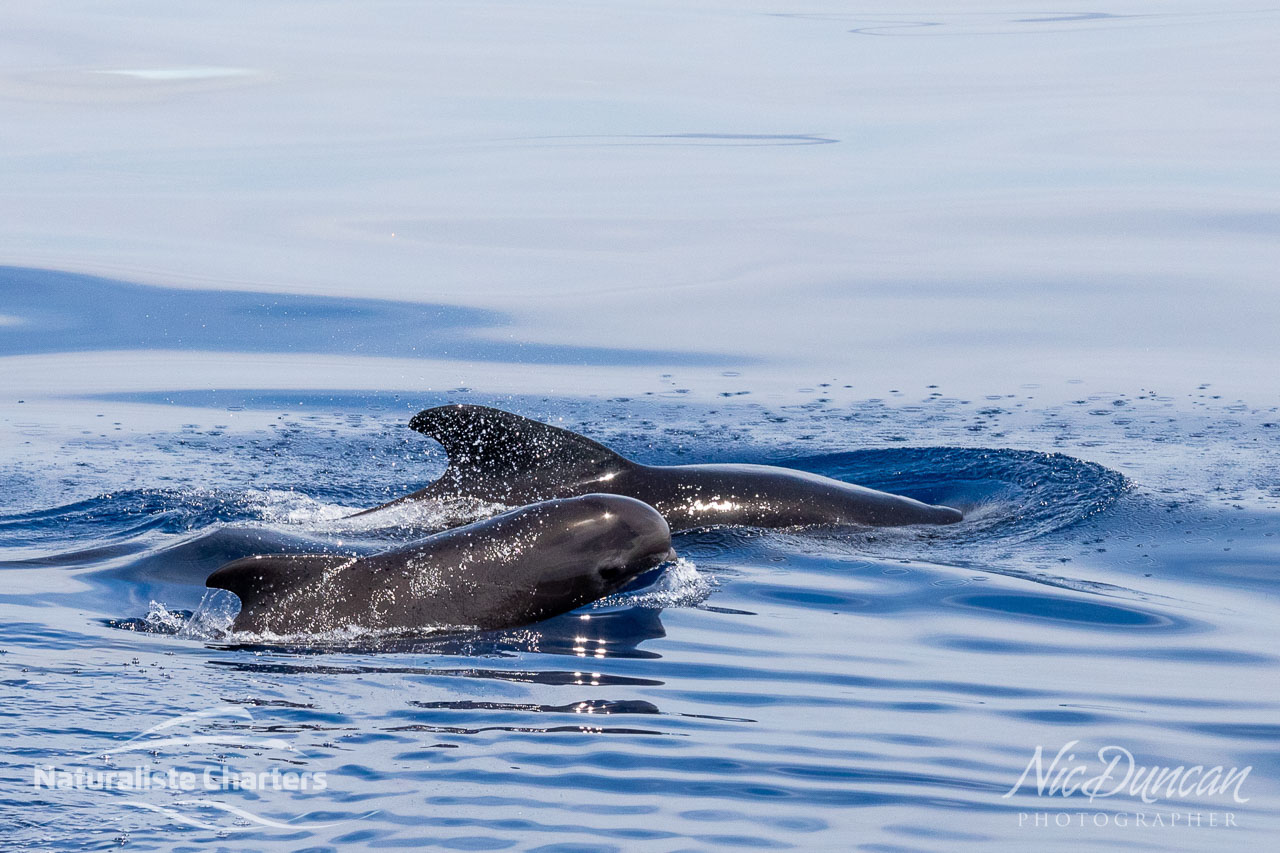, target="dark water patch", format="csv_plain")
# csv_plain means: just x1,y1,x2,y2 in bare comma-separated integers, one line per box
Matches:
0,266,739,367
745,584,869,610
0,621,146,651
648,661,1052,700
0,540,148,568
1003,708,1115,725
946,592,1173,629
489,750,1009,795
799,10,1166,38
379,765,1015,812
1185,722,1280,741
1015,13,1137,24
790,447,1128,543
933,635,1275,665
0,488,318,550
